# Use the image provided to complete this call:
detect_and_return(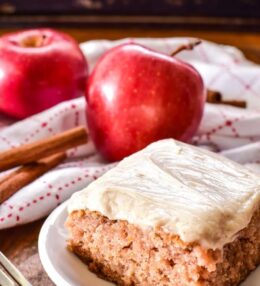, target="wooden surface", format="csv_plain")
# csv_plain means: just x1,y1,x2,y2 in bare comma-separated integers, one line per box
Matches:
0,27,260,285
